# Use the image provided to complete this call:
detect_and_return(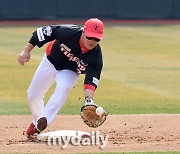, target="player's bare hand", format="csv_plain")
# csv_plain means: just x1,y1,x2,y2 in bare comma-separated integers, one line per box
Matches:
18,50,30,65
